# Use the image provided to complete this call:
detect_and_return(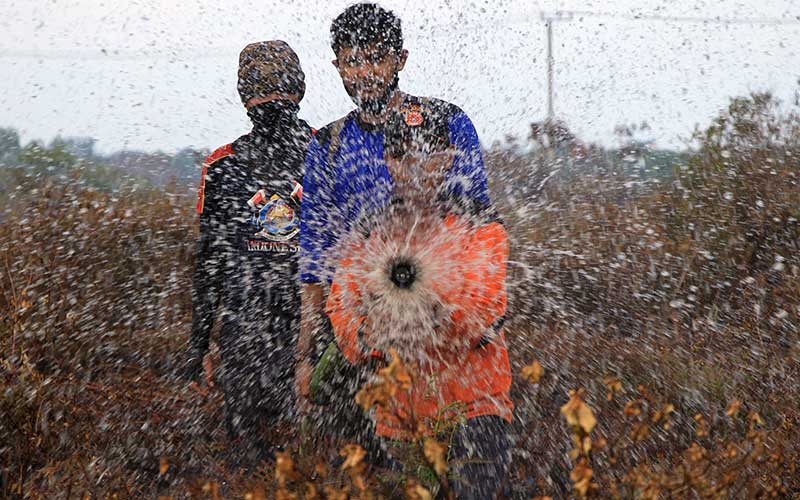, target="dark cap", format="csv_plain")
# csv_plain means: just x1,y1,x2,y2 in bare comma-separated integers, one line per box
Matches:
237,40,306,106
